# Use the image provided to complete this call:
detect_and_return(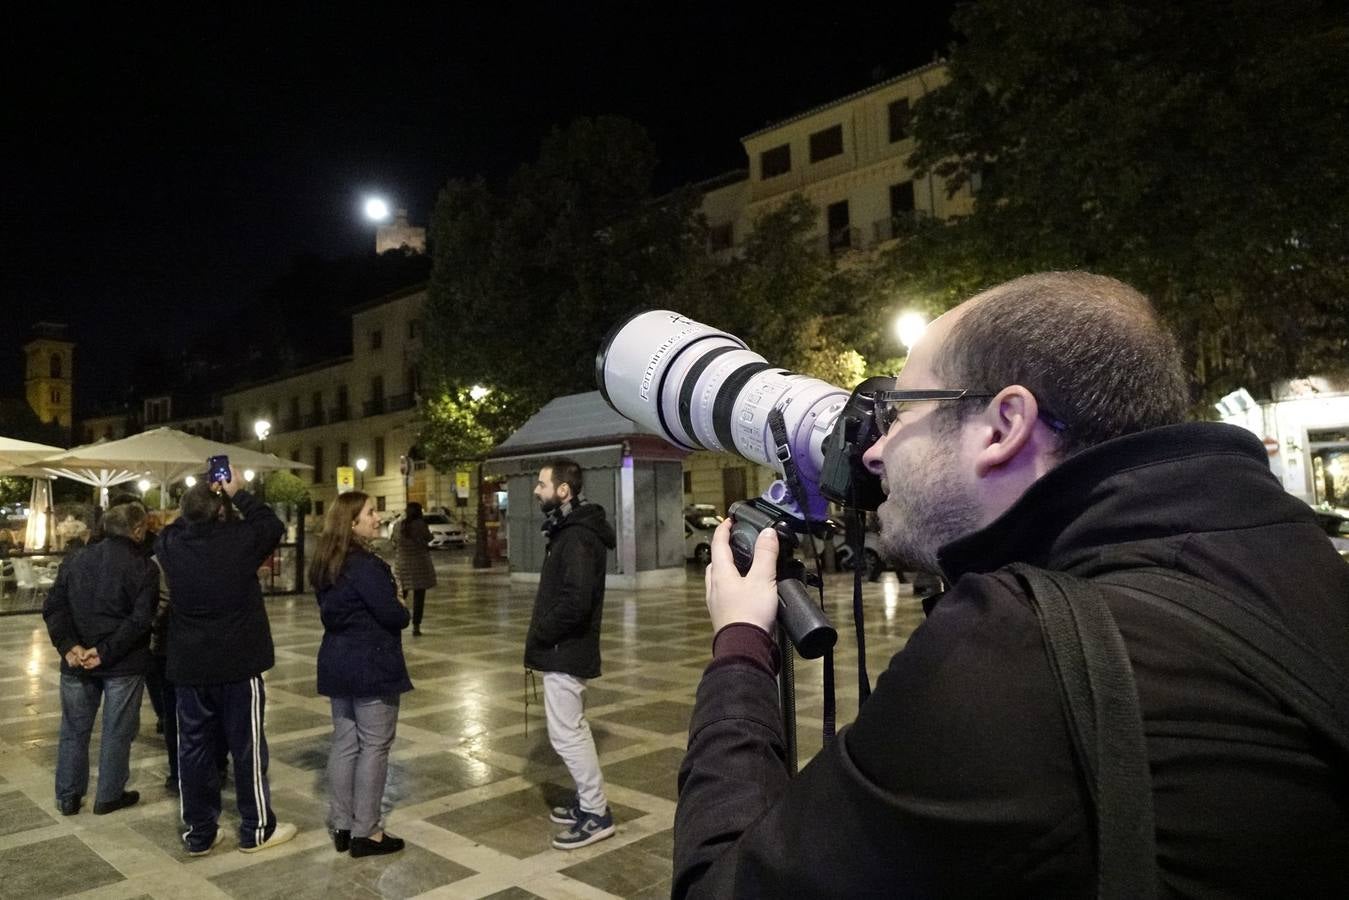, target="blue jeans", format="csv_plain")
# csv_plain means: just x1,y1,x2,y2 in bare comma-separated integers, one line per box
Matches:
56,671,145,807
